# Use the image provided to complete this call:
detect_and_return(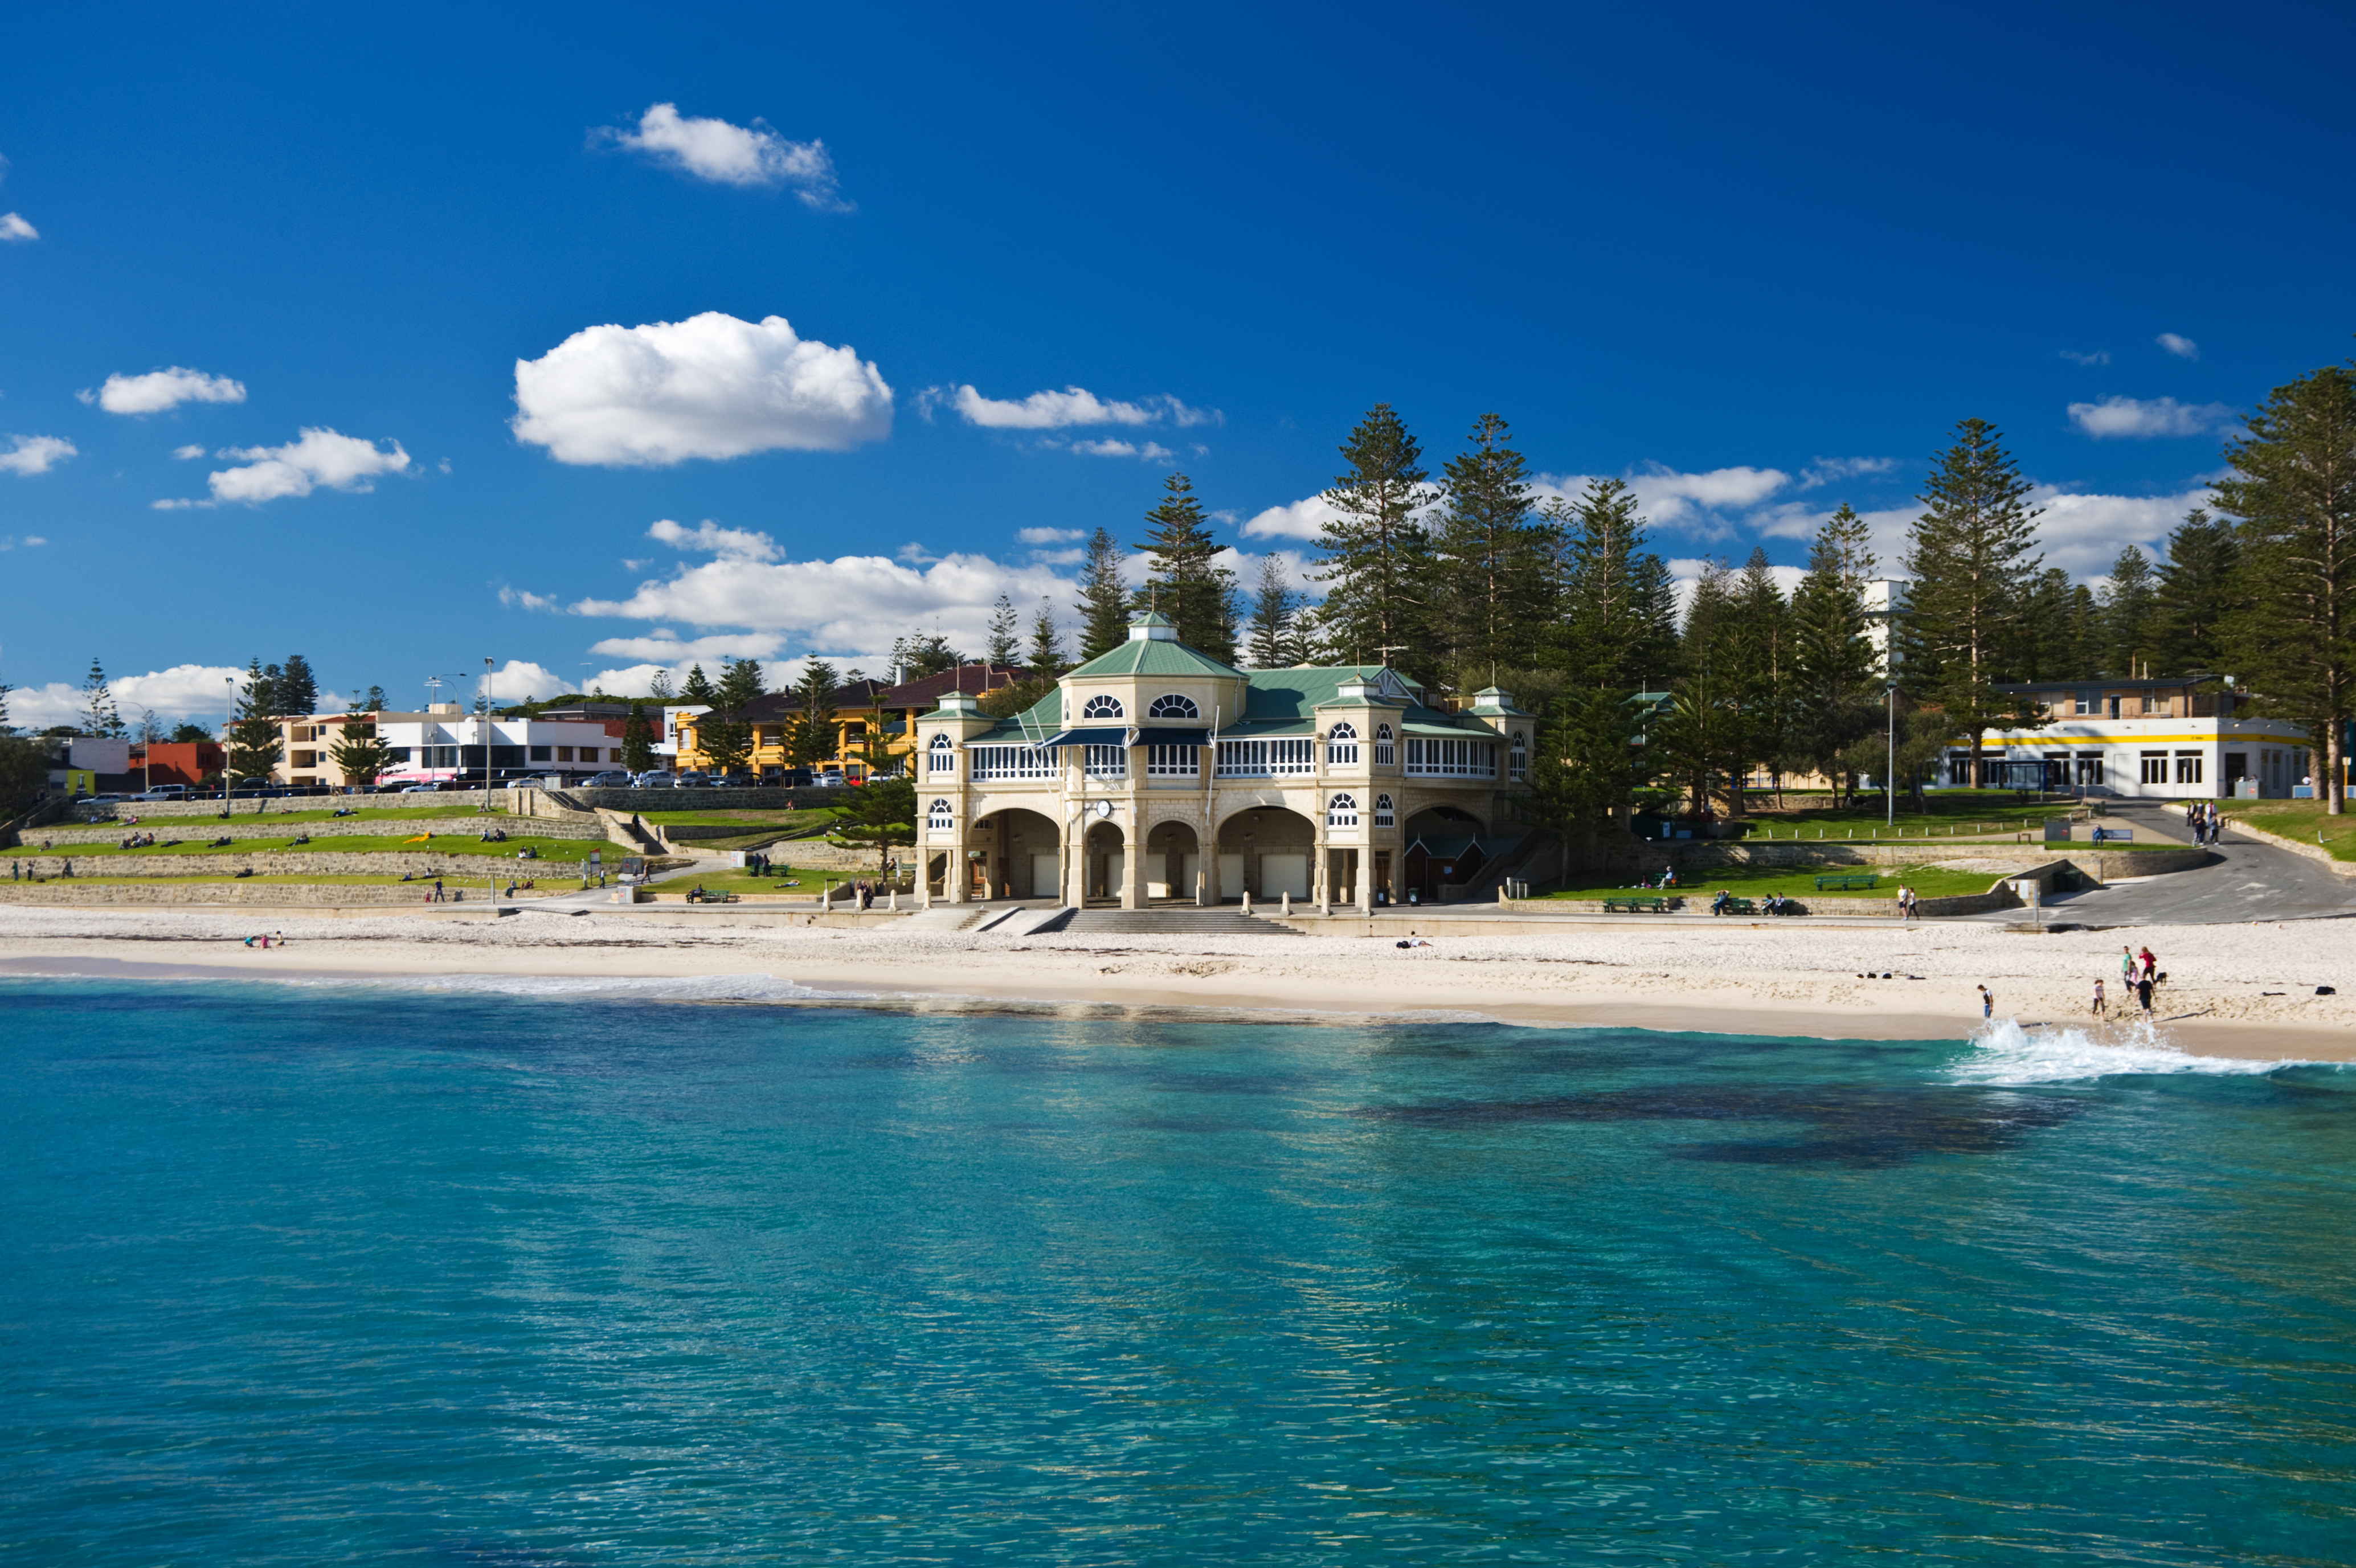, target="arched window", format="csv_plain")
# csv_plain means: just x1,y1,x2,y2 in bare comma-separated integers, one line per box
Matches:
1510,730,1528,782
1327,722,1359,765
1327,792,1359,828
927,734,956,775
1082,694,1124,720
1374,723,1396,767
1373,793,1395,828
1147,693,1199,719
927,799,952,832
